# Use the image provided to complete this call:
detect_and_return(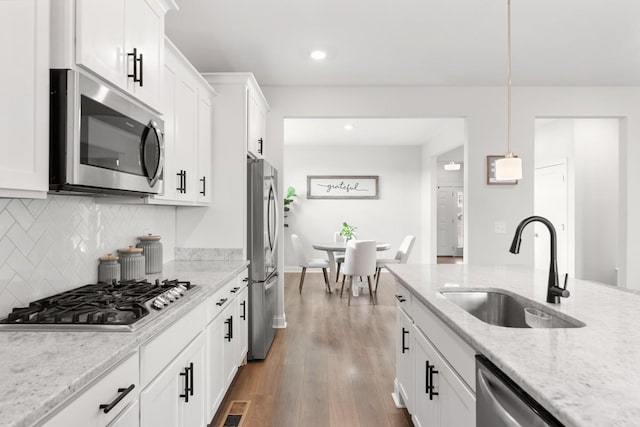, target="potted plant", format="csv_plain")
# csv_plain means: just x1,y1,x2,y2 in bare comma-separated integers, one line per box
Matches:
284,186,296,228
339,222,357,241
